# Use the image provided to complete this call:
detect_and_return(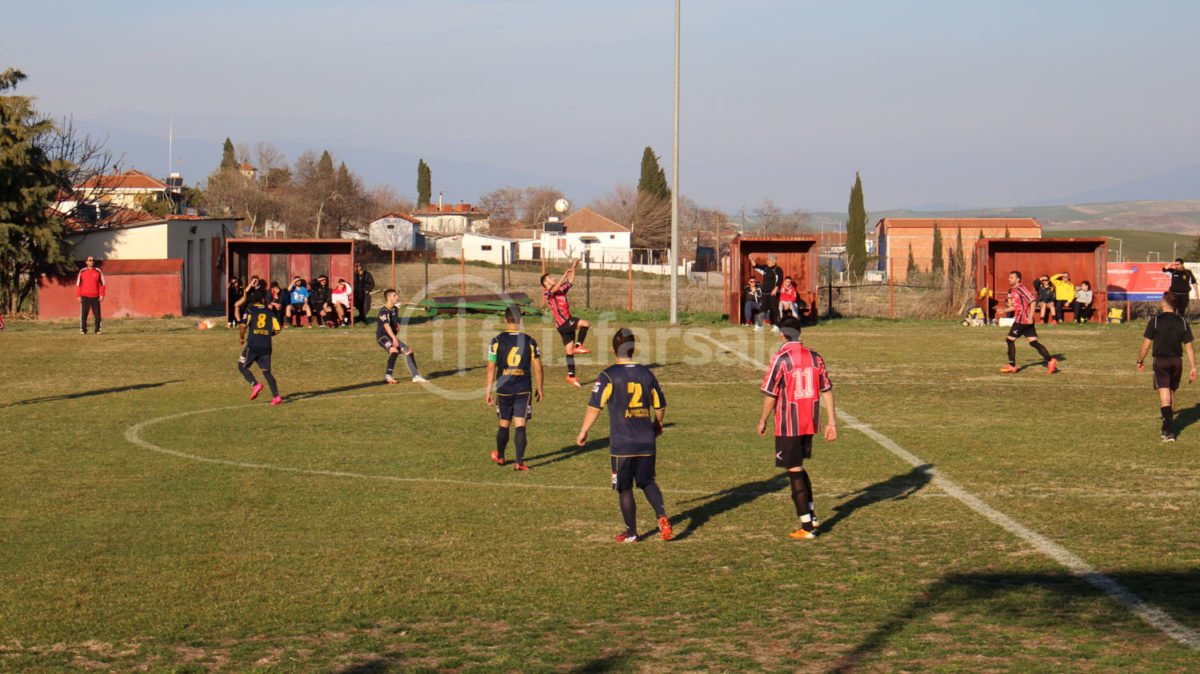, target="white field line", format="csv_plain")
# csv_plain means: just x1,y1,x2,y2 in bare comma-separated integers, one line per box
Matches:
123,391,726,496
695,332,1200,651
